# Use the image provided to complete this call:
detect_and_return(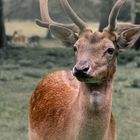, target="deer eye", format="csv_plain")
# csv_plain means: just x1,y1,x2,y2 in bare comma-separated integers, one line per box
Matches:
106,48,115,55
73,46,77,52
